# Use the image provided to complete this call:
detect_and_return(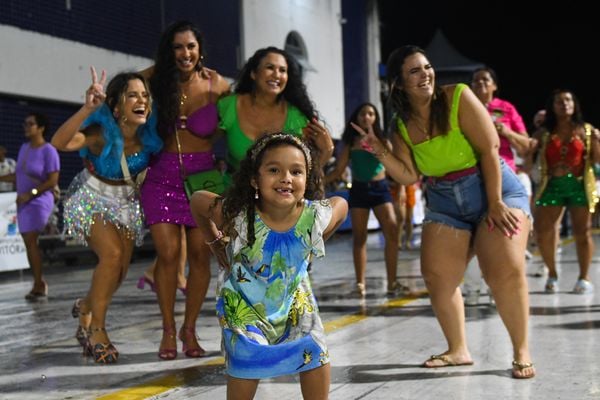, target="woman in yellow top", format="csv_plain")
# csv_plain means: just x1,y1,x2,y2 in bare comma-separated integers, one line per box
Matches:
355,45,535,379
